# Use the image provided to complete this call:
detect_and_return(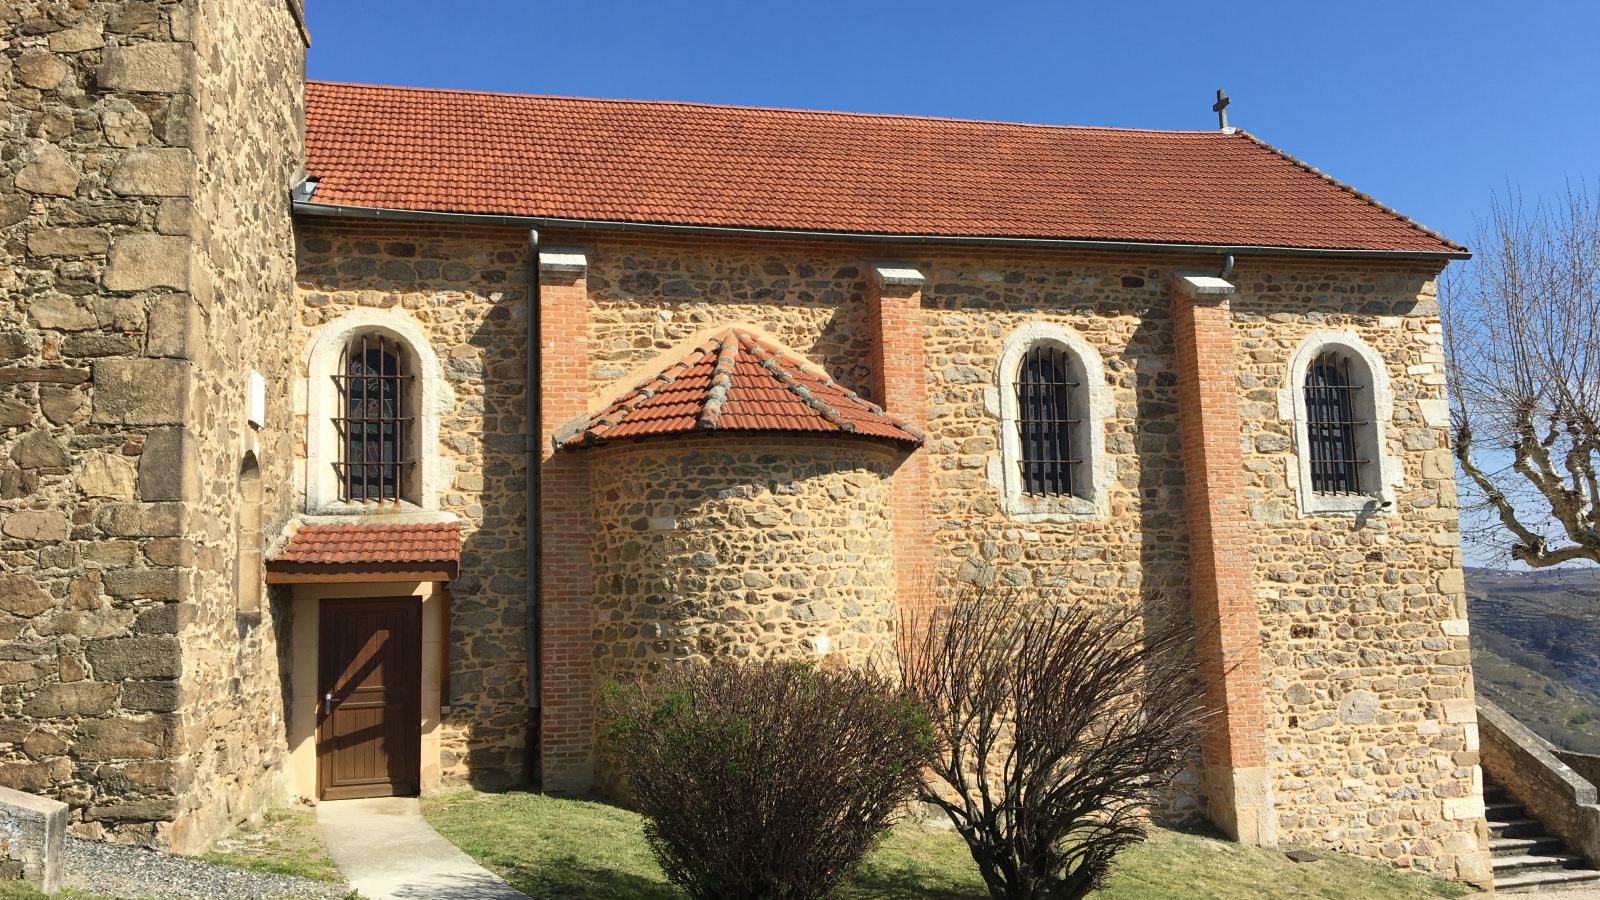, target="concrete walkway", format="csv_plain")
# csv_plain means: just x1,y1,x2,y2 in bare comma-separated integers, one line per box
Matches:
316,797,530,900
